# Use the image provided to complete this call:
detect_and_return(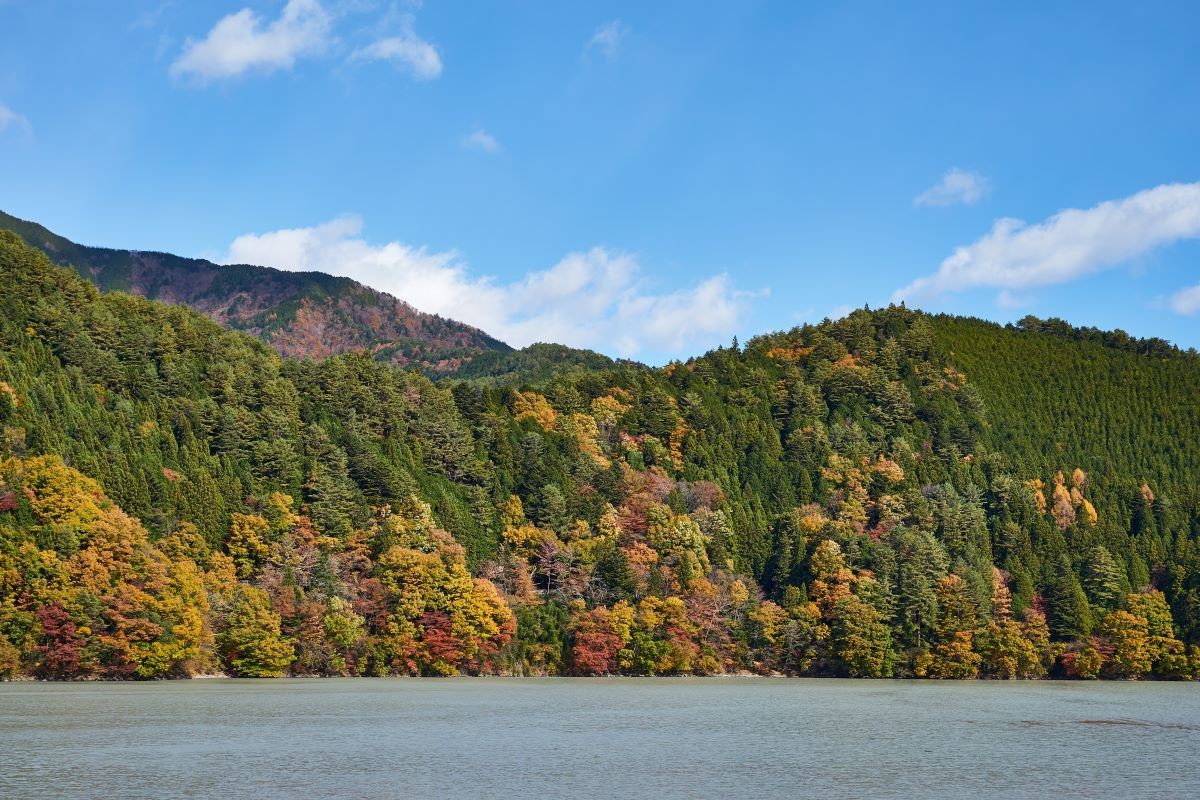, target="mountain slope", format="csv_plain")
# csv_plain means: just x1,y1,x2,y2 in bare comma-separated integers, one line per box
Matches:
0,209,511,372
2,231,1199,681
934,314,1200,502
